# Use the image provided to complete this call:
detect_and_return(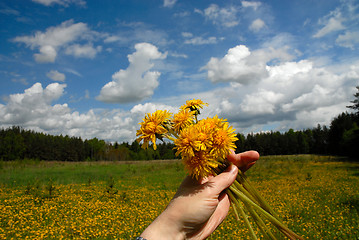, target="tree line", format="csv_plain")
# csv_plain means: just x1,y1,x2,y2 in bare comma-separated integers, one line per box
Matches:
236,112,358,158
0,126,177,161
0,111,357,161
1,87,358,161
